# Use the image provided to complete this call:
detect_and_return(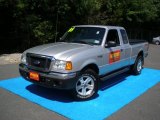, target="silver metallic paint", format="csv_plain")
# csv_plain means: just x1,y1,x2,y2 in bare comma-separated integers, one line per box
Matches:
22,25,148,76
